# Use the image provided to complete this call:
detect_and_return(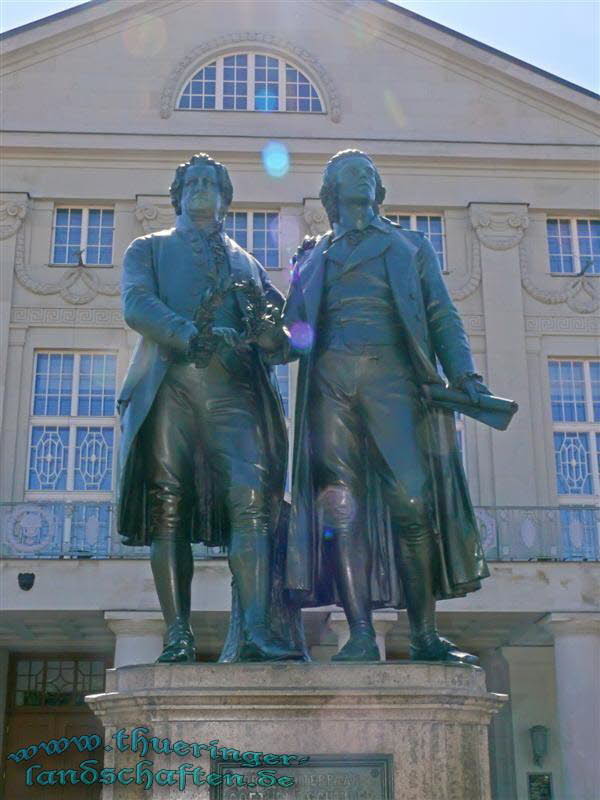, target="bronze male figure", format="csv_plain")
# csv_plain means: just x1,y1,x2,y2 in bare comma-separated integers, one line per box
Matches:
277,150,491,664
117,153,301,663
